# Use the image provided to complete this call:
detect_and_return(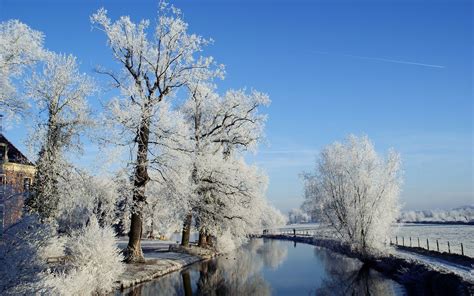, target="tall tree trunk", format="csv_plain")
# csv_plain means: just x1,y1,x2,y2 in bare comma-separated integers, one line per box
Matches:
124,113,150,263
181,212,192,247
198,229,207,248
206,234,213,247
